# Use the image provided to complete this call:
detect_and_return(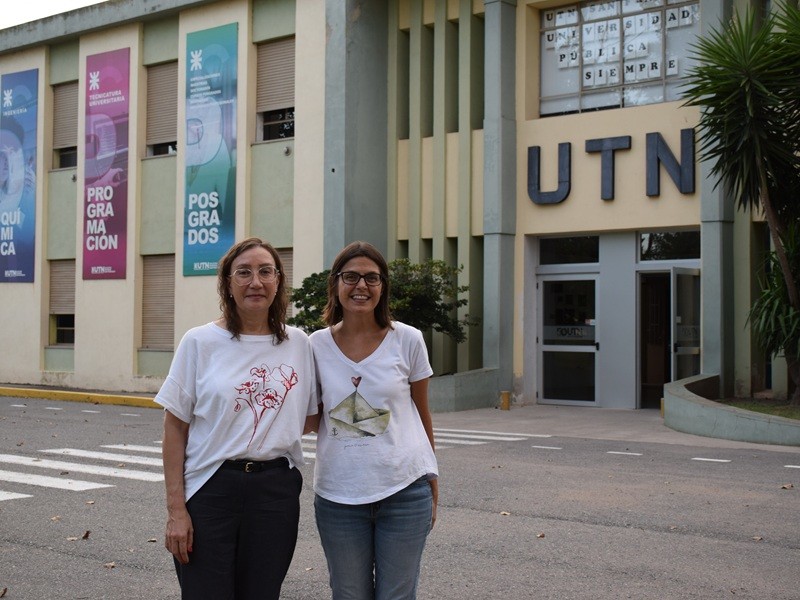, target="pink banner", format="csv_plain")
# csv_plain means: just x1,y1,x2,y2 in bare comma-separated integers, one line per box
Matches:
83,48,129,279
